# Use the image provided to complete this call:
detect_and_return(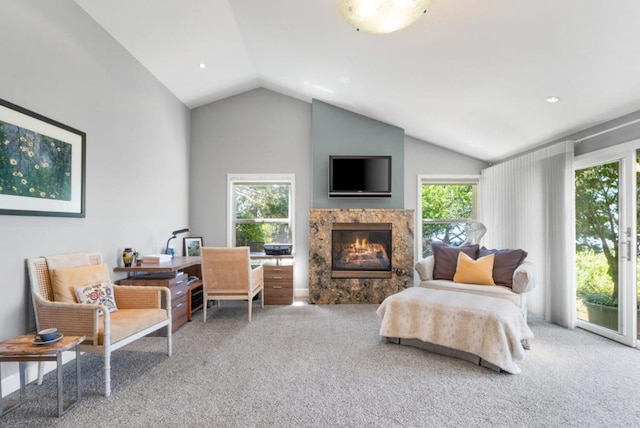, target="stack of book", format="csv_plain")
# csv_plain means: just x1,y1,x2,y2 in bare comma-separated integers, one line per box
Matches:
141,254,172,264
